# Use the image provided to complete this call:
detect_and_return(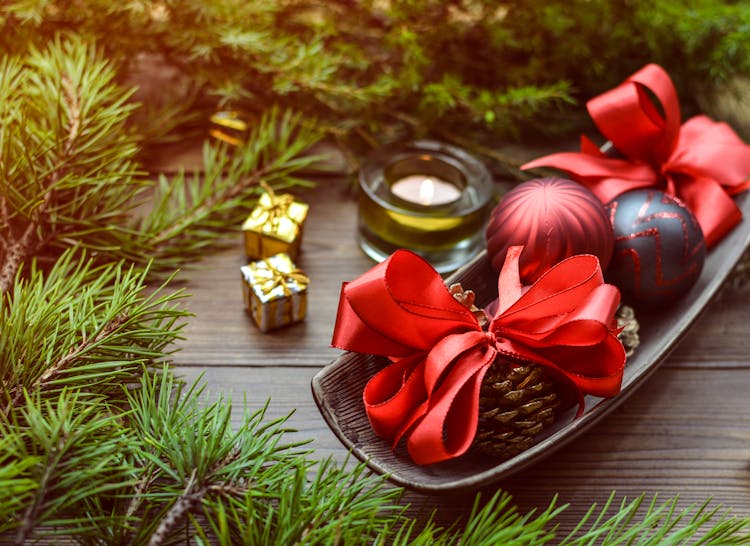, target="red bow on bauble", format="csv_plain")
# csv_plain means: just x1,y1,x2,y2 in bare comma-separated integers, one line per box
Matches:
522,63,750,248
331,247,626,465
